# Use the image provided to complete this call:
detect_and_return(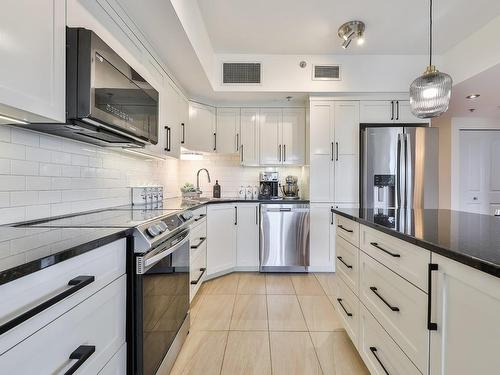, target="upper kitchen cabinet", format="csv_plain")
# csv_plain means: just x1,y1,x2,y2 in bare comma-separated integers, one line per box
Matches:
310,101,334,155
161,81,184,158
259,108,305,166
240,108,260,166
186,101,216,153
216,108,240,154
0,0,65,123
360,100,428,124
335,102,359,155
